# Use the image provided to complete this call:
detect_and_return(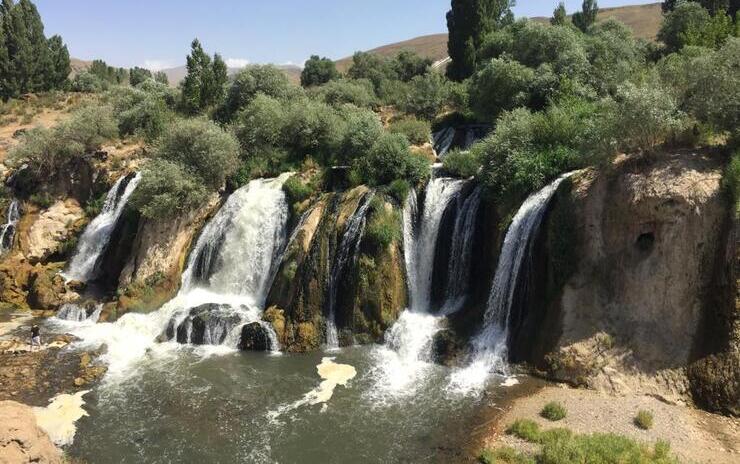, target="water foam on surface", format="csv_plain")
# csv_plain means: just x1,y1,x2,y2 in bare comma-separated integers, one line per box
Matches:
33,390,90,447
